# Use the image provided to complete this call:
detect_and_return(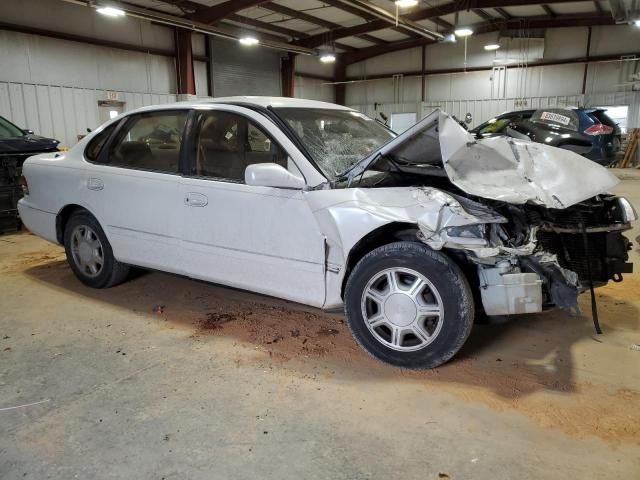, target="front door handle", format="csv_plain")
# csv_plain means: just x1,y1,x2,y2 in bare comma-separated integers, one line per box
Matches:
185,192,208,207
87,178,104,191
